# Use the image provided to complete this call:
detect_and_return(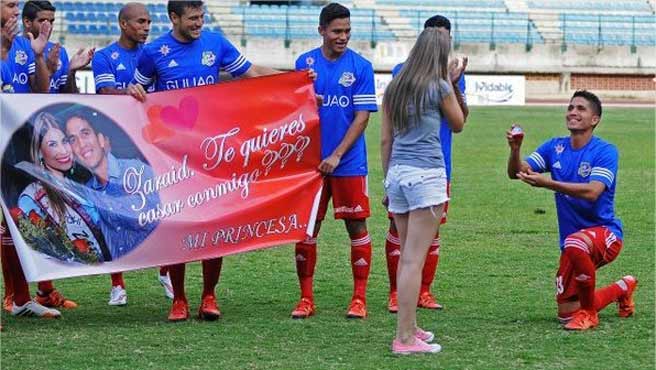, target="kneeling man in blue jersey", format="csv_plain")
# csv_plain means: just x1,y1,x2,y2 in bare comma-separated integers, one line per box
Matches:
292,3,377,319
128,1,281,322
506,90,637,330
